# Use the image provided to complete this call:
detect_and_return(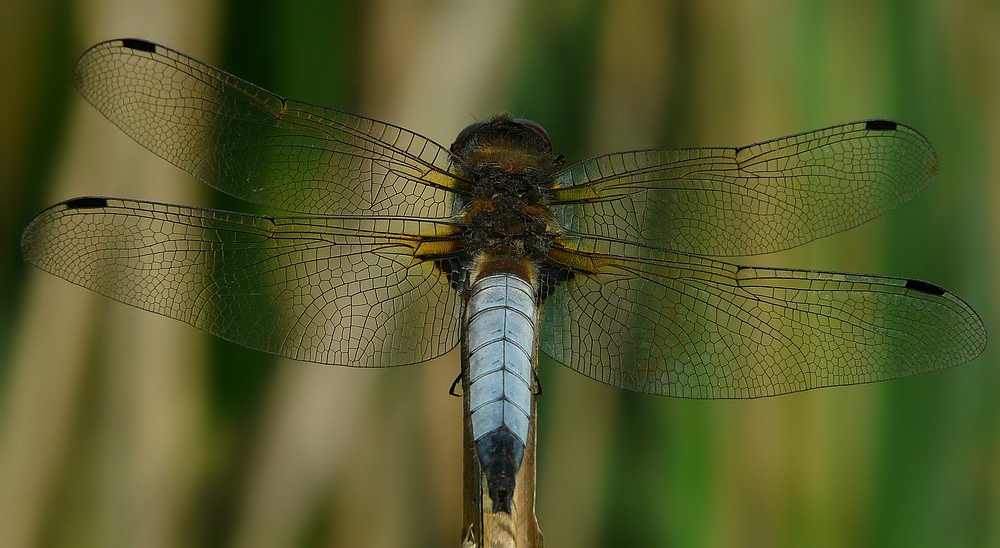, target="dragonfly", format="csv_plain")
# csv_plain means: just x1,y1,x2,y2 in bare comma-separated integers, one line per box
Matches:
23,38,987,514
